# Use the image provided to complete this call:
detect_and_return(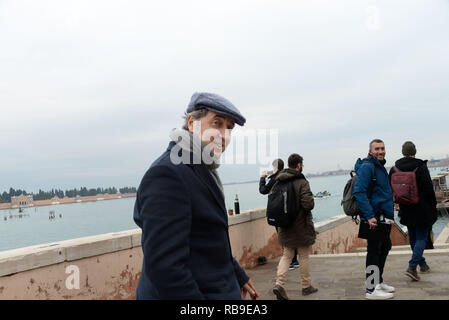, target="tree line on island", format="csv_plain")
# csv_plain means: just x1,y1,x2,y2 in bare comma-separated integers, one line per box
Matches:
0,187,137,203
